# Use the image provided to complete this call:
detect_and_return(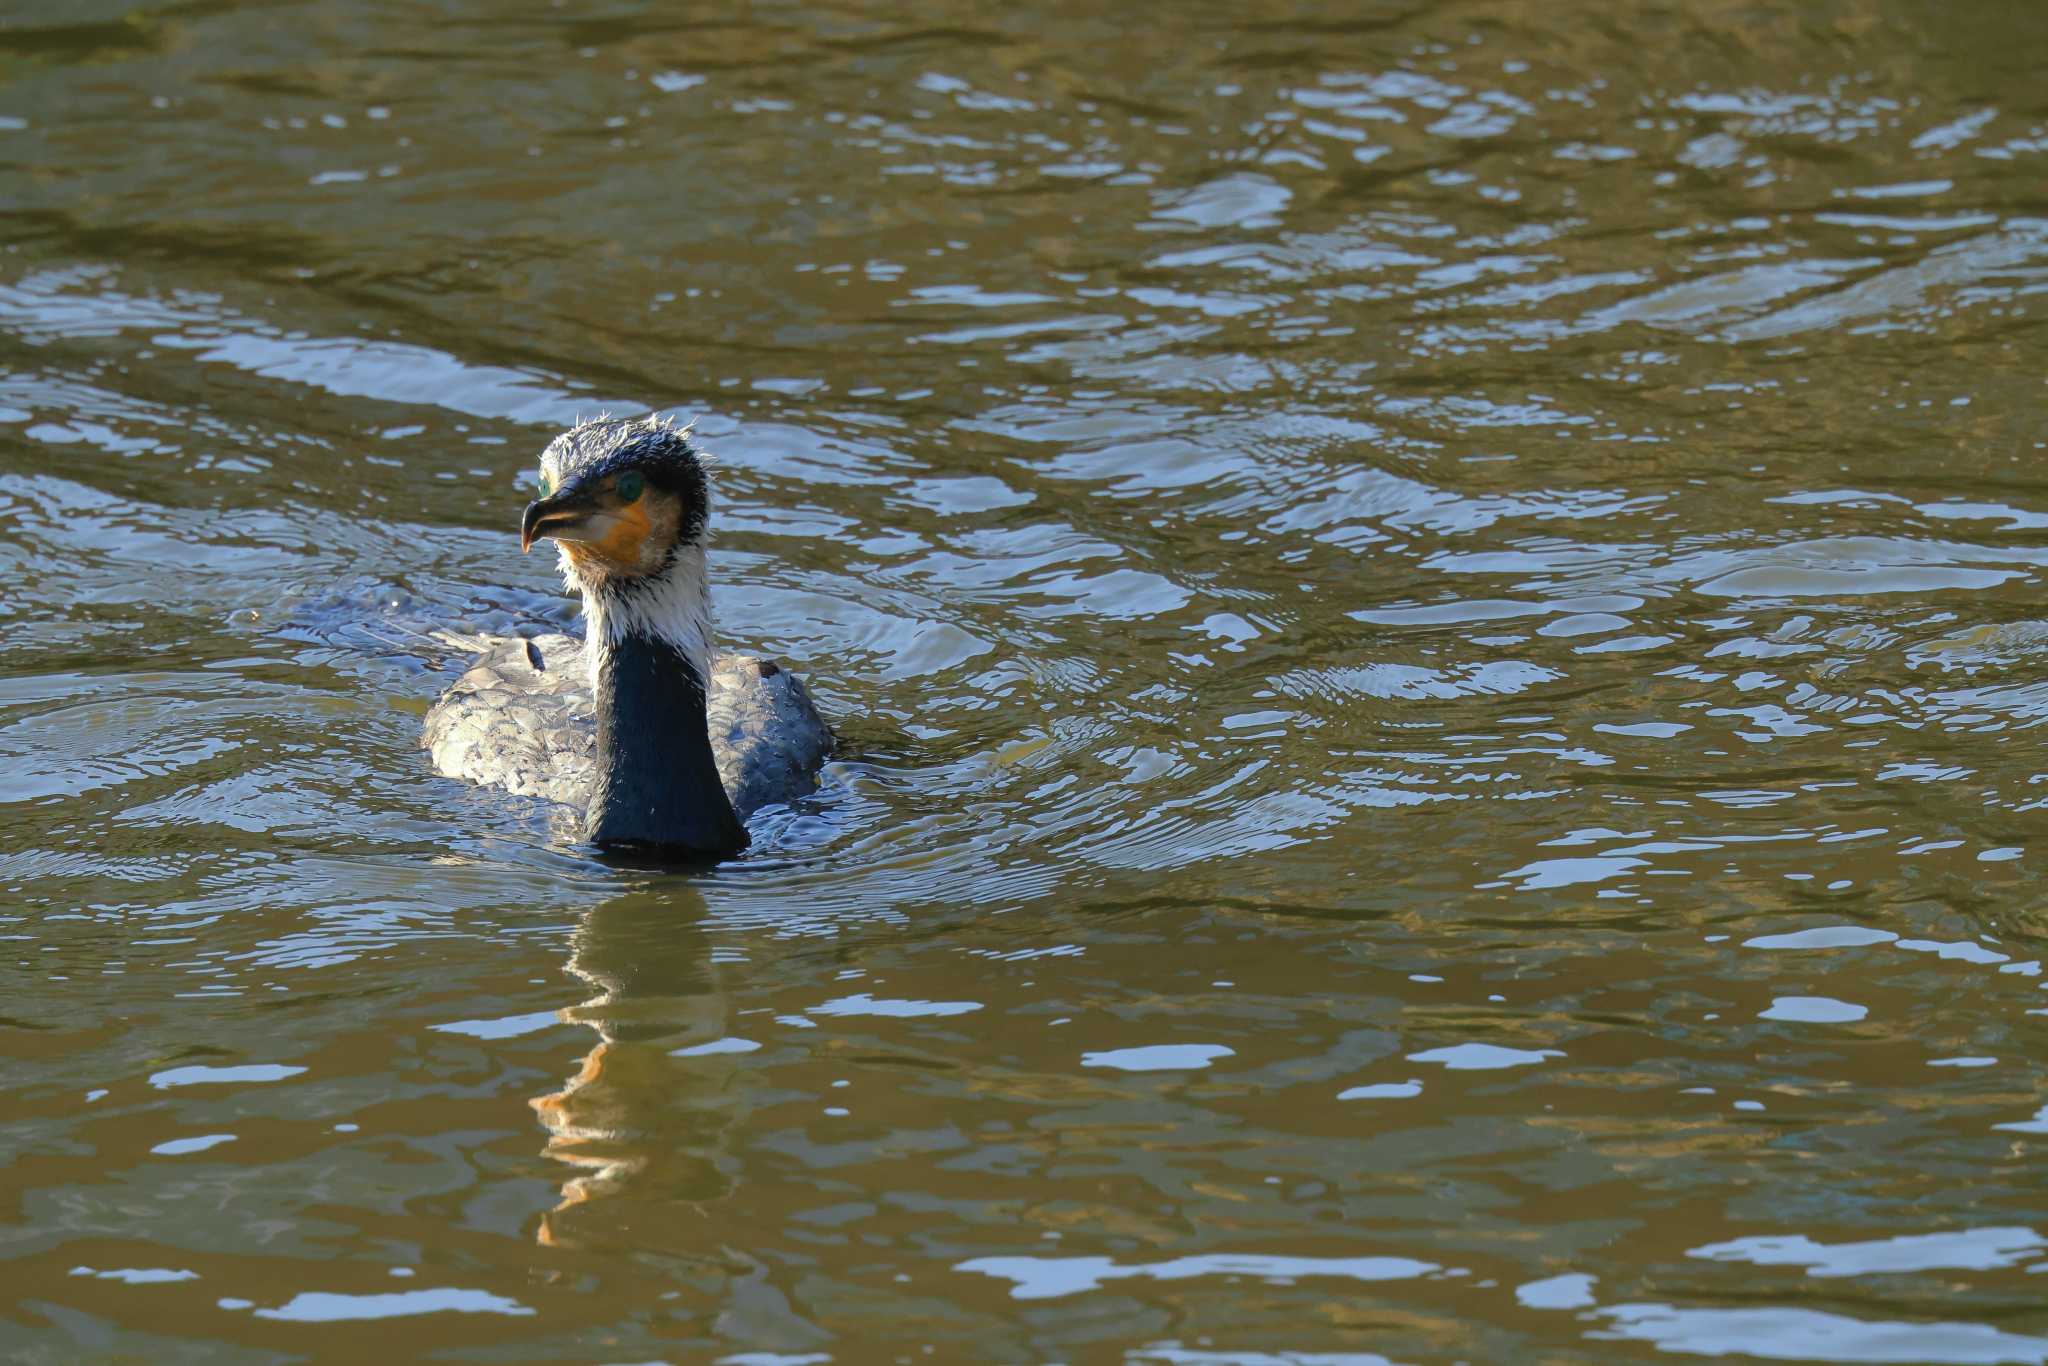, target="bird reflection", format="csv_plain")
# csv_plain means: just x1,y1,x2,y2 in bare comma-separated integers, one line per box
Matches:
530,888,744,1250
